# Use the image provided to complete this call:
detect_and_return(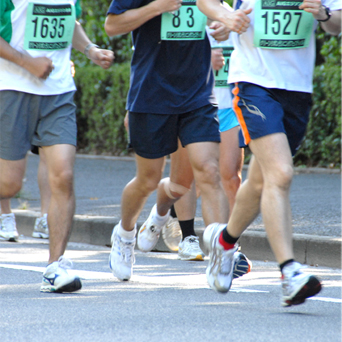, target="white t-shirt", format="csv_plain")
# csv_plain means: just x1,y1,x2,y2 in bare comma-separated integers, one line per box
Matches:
0,0,77,95
207,28,233,109
228,0,341,93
